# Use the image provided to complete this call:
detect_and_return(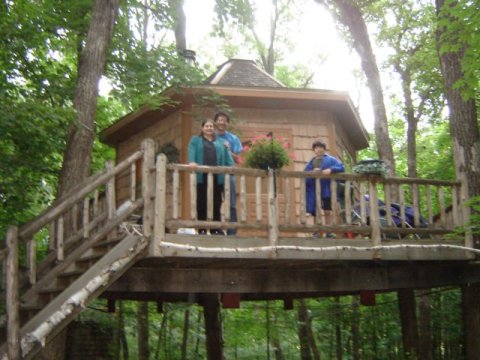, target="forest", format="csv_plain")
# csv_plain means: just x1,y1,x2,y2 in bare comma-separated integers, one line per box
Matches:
1,0,479,359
